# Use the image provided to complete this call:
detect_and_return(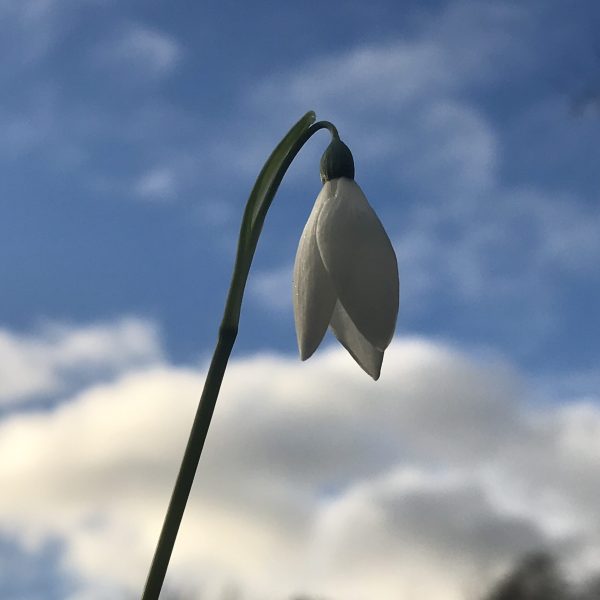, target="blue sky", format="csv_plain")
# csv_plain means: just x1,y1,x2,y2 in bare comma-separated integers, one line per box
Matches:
1,1,600,599
2,0,599,378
